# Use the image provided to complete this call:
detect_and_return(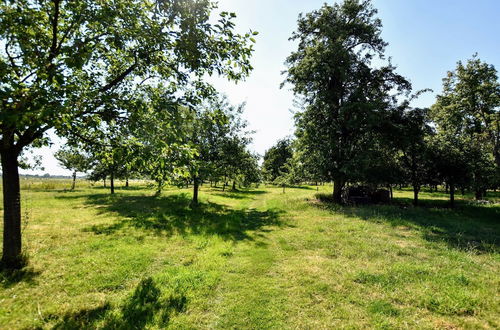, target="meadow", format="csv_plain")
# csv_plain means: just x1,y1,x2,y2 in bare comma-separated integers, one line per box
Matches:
0,178,499,329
